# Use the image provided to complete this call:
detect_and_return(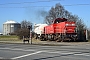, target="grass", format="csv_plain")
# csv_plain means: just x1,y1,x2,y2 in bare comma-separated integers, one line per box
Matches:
88,39,90,42
0,35,20,41
0,35,42,43
0,35,18,38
